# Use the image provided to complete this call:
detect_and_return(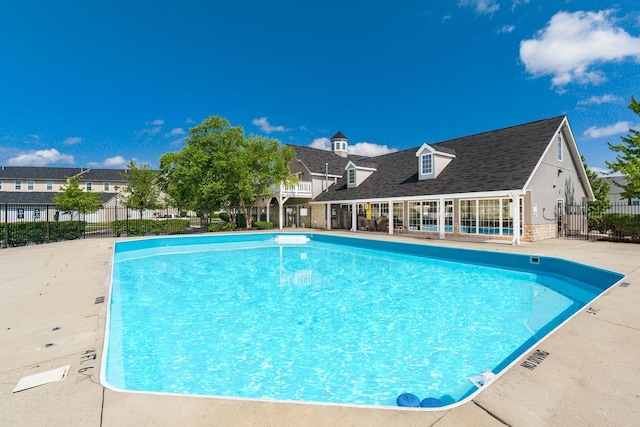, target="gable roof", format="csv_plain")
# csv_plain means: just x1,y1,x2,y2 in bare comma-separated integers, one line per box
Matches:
288,145,371,176
0,166,130,181
312,116,567,202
